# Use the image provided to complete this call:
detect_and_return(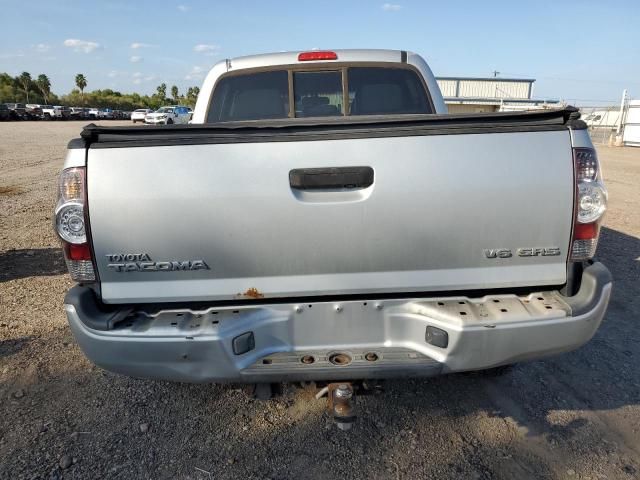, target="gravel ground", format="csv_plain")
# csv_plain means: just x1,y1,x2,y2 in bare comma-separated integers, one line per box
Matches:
1,121,639,480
